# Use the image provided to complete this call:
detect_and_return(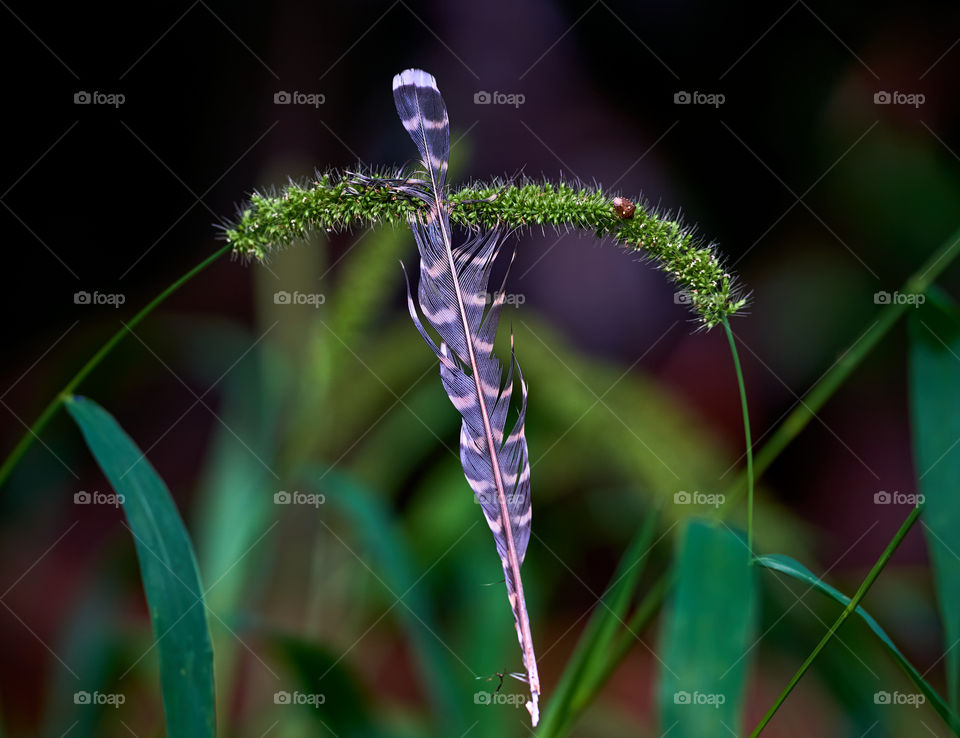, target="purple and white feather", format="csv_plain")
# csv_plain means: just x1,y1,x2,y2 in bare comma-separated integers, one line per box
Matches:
392,68,541,726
